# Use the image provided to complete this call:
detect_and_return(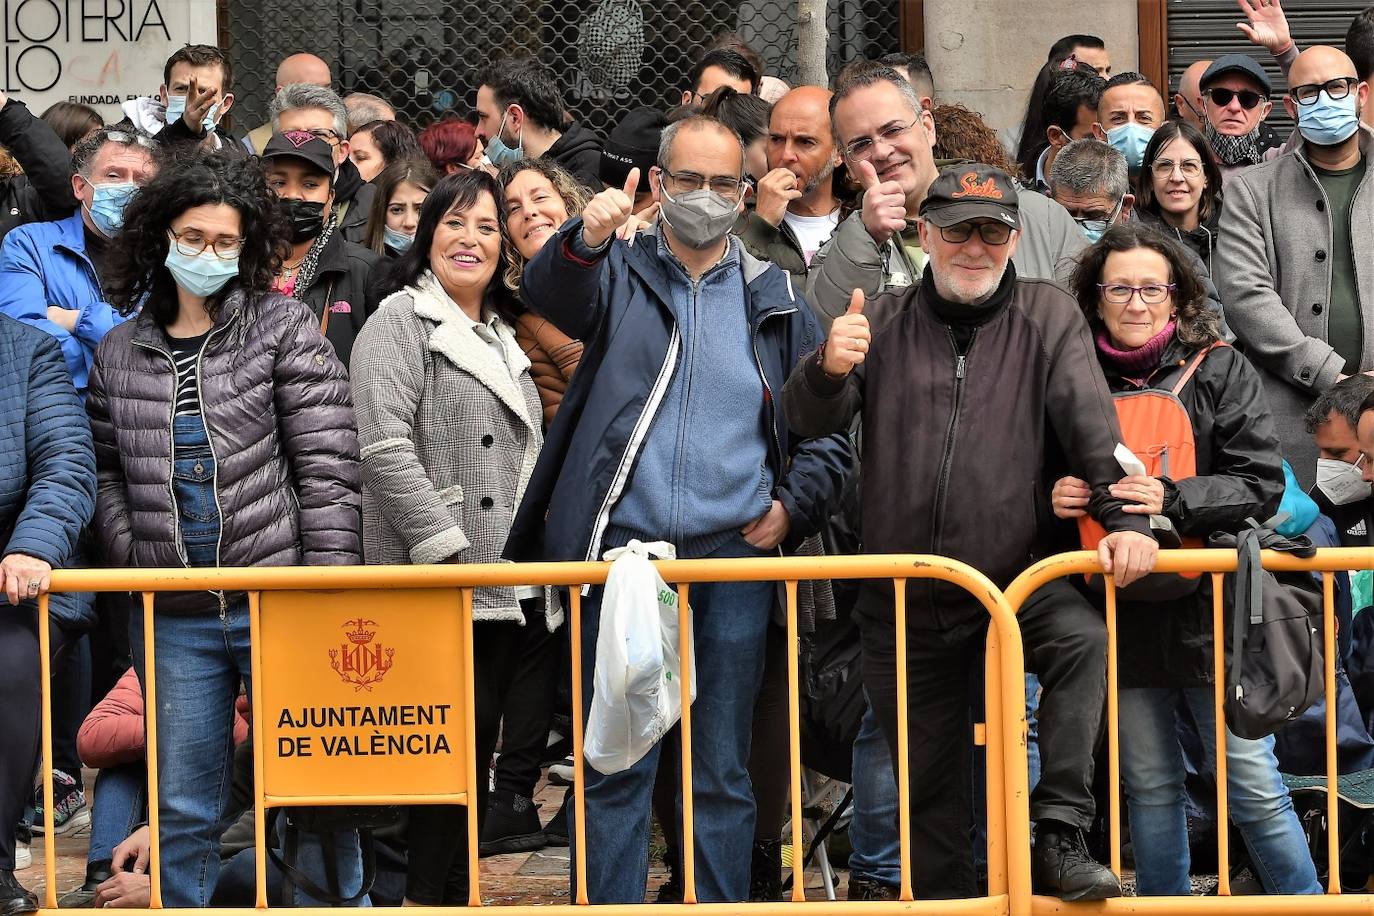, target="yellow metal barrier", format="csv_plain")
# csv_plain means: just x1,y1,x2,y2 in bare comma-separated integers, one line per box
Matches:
1007,548,1374,916
31,555,1031,914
